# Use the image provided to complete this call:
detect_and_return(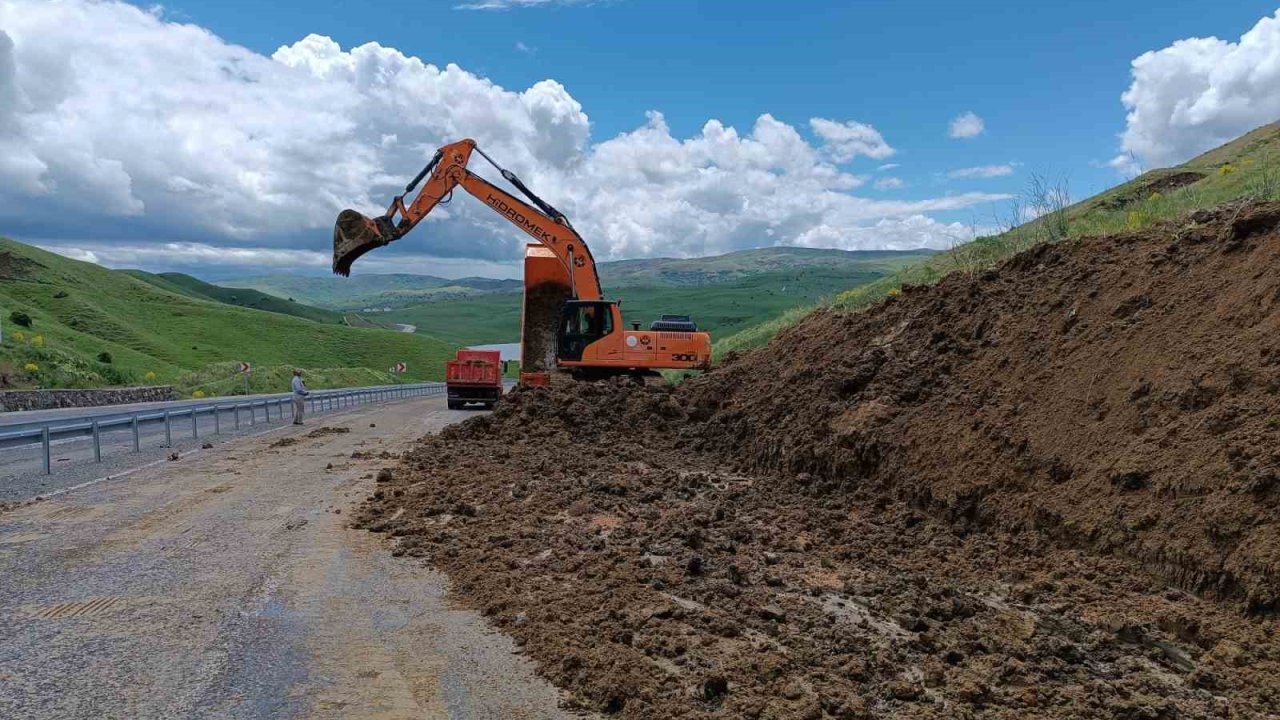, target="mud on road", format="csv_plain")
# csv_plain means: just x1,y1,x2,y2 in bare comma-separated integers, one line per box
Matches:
0,397,582,720
362,204,1280,719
